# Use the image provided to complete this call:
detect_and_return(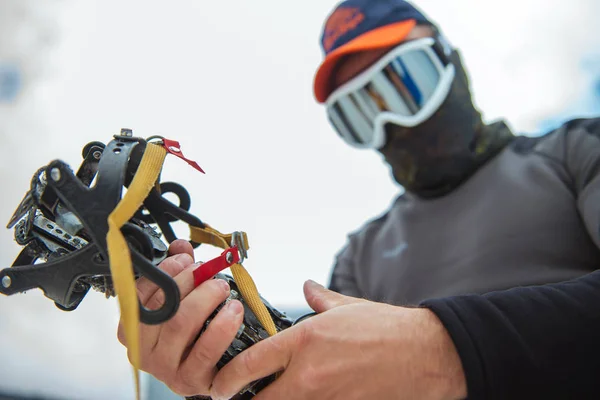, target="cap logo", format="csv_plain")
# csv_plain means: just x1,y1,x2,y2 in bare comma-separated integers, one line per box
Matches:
323,7,365,52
